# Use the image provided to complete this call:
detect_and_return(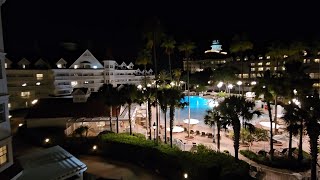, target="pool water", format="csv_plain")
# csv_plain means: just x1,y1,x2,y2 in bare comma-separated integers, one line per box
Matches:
161,96,212,125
